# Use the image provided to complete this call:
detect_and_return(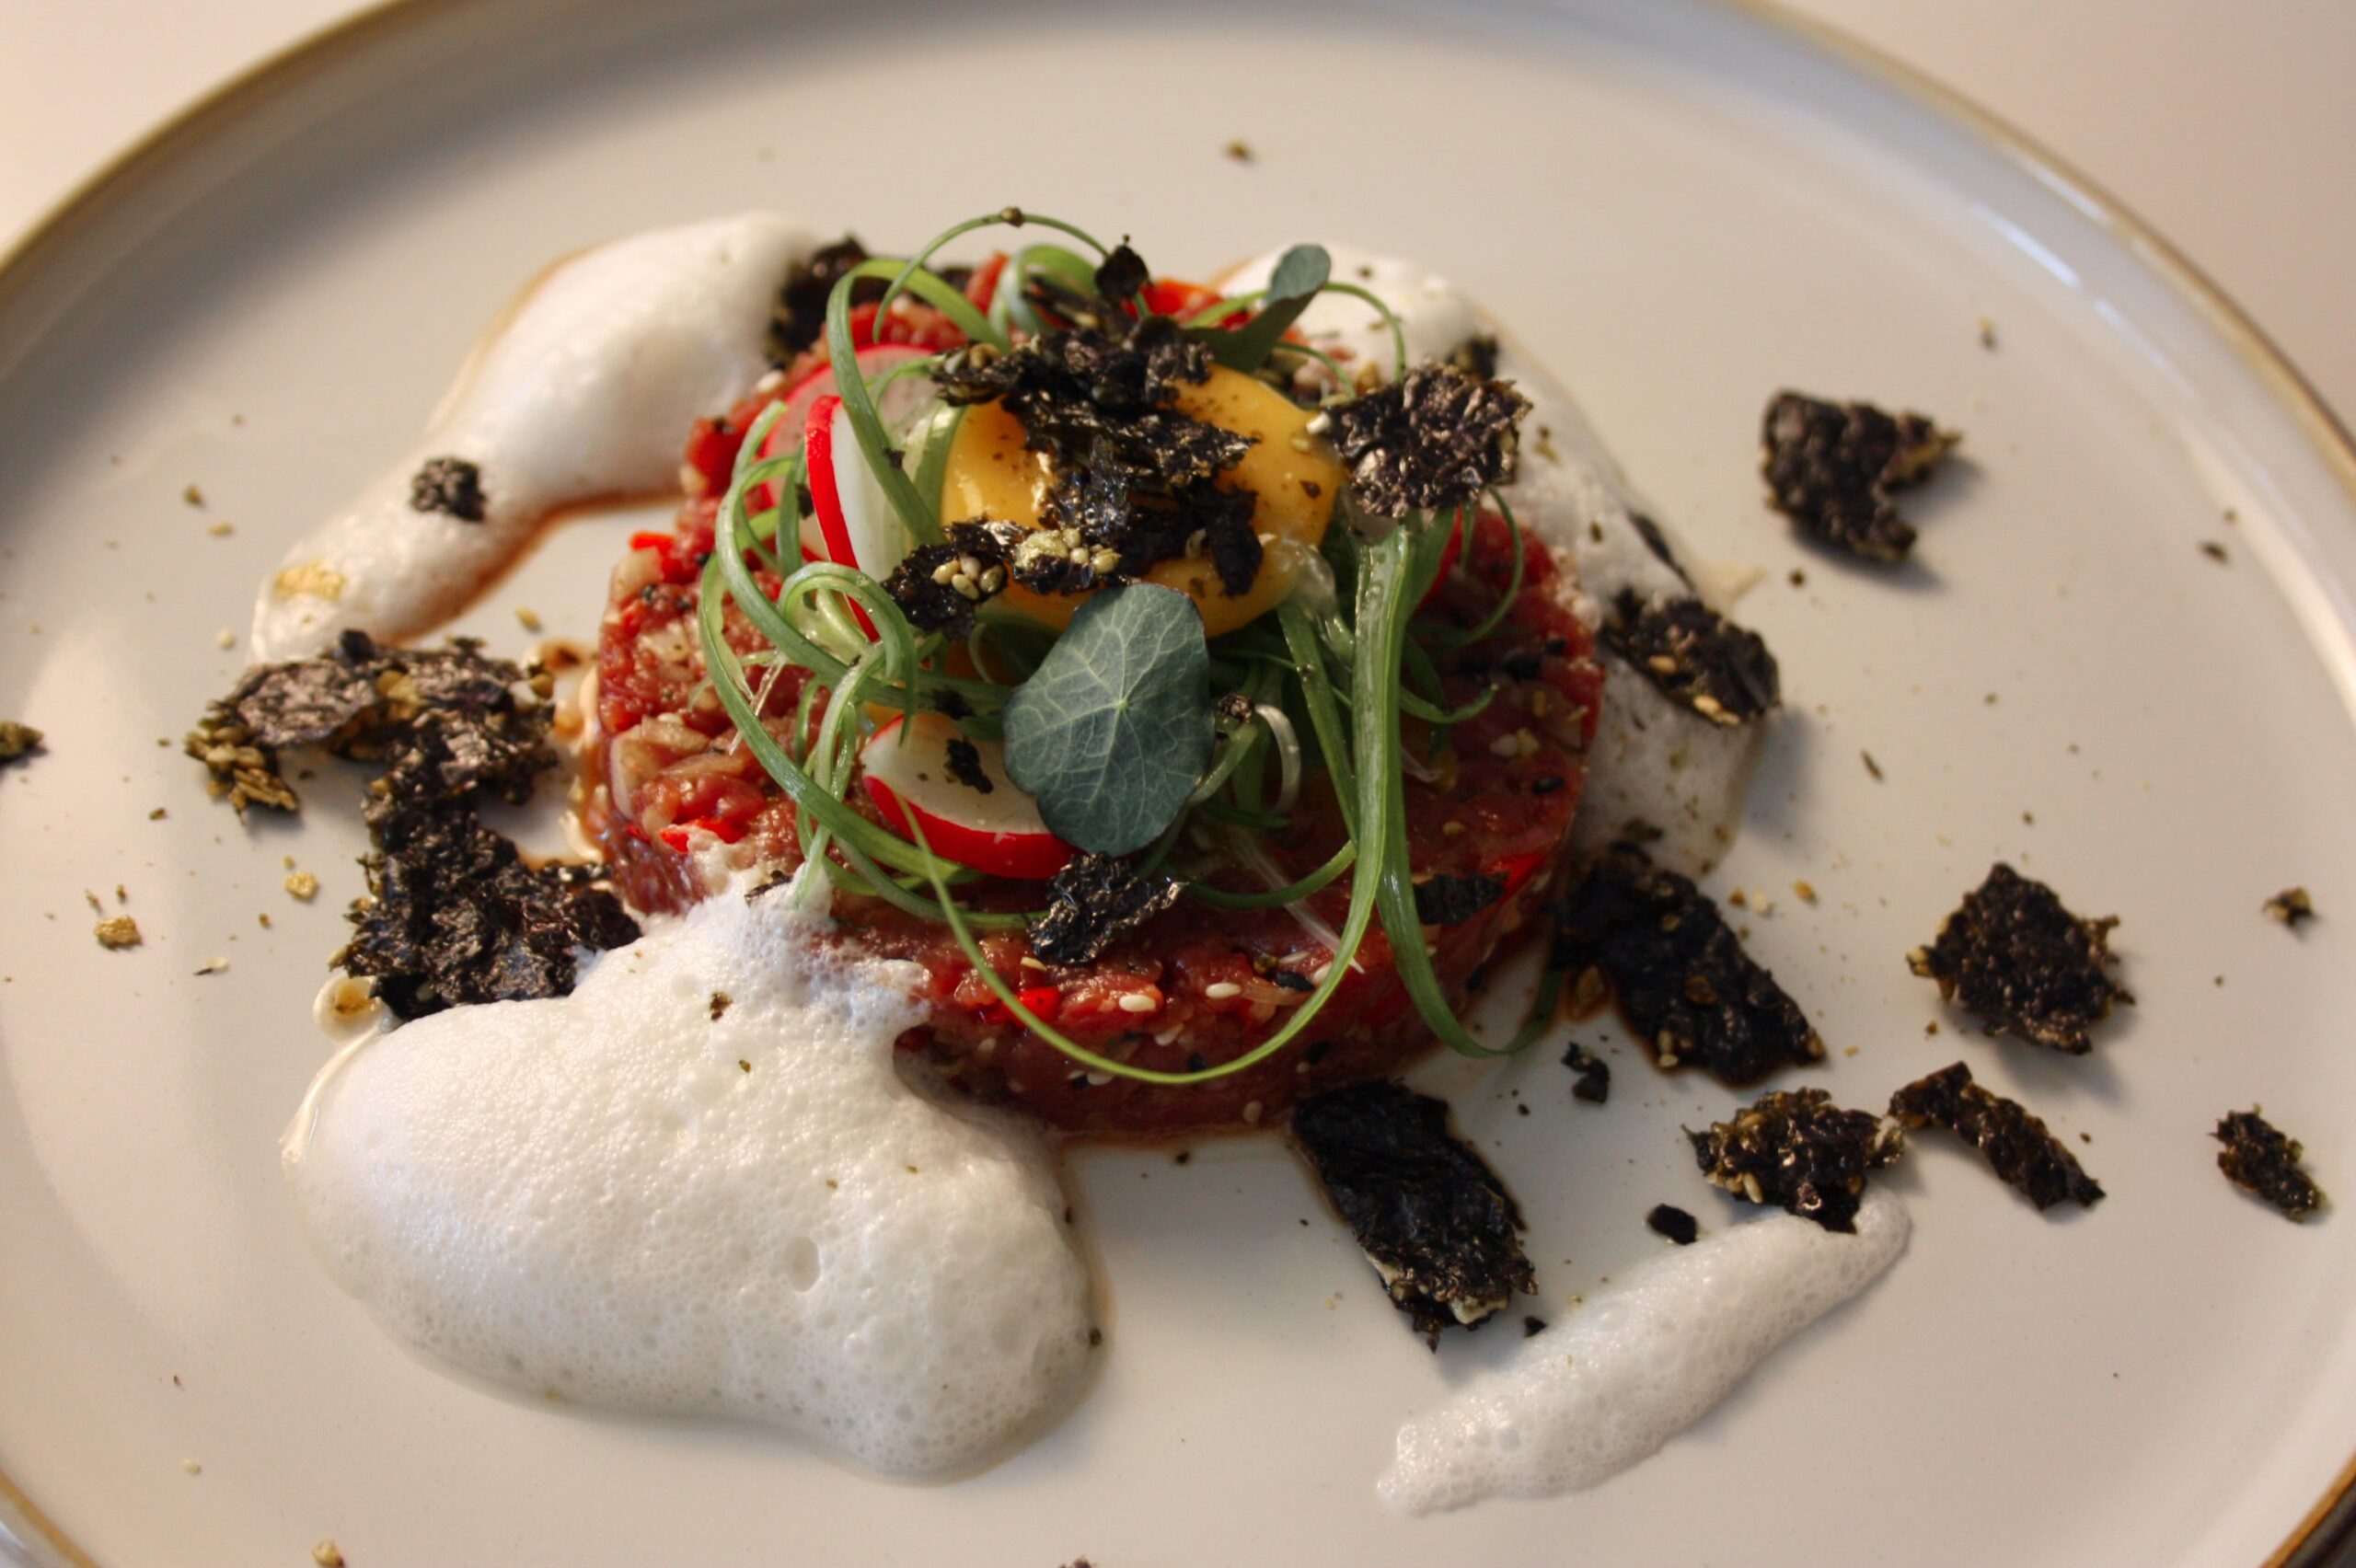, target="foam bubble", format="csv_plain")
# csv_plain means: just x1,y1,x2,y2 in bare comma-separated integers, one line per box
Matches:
252,212,816,660
1380,1188,1910,1515
283,875,1095,1476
